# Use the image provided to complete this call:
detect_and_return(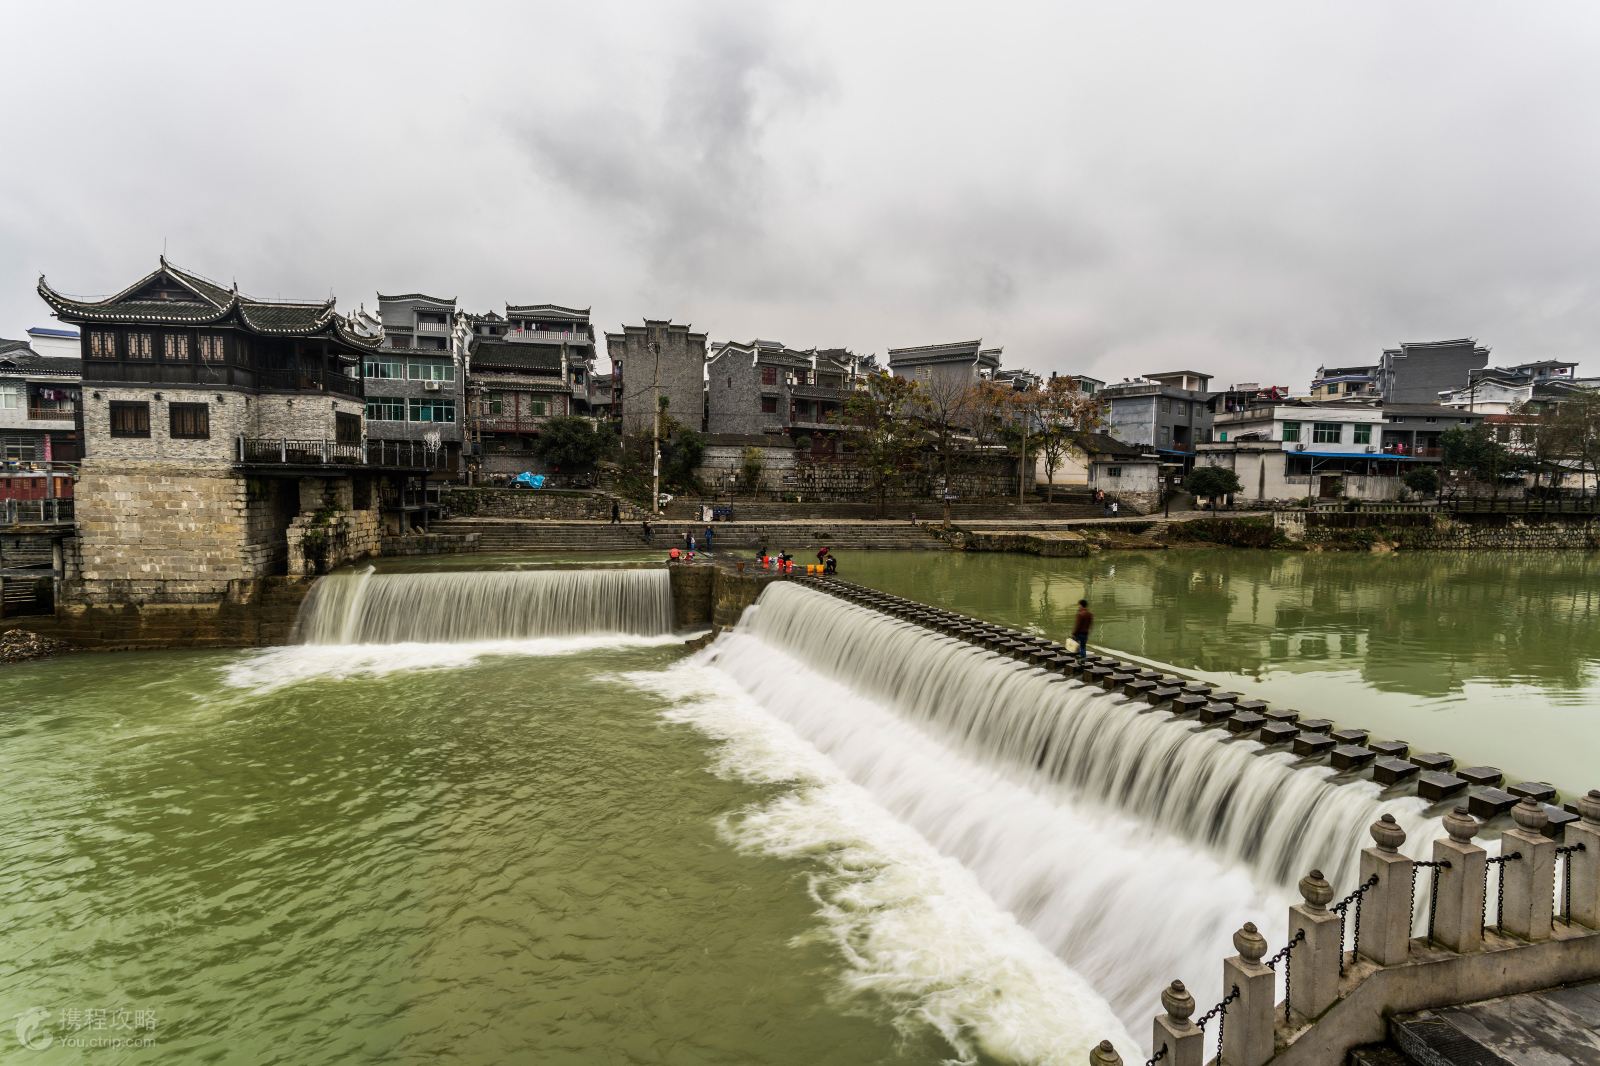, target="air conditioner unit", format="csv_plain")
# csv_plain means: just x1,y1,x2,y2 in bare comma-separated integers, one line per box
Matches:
1294,443,1307,451
424,380,442,391
1365,445,1377,453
